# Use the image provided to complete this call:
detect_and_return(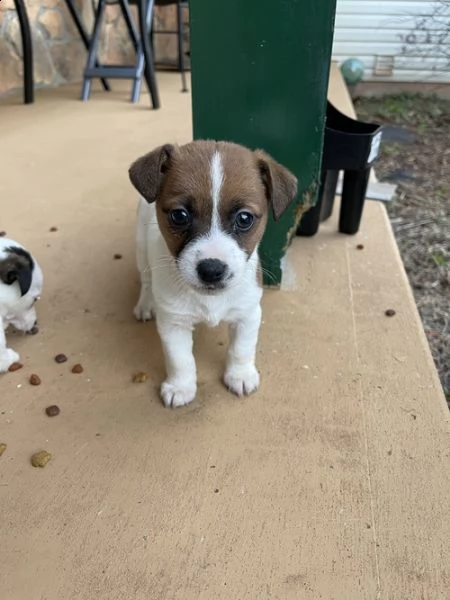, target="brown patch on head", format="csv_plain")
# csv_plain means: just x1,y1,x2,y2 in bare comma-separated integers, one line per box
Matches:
128,144,176,203
155,141,217,258
130,141,218,258
128,140,297,259
217,142,297,257
254,149,298,220
216,142,270,257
